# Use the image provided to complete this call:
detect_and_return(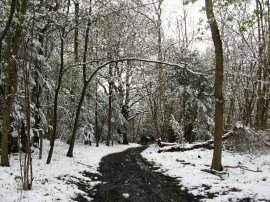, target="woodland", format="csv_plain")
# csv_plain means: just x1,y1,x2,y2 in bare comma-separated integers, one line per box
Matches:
0,0,270,197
